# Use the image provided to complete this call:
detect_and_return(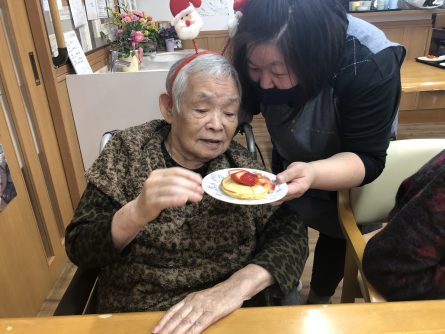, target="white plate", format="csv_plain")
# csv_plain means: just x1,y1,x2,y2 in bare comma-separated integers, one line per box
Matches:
417,55,445,62
202,168,288,205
